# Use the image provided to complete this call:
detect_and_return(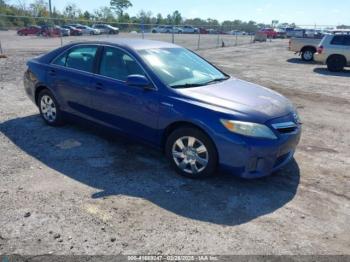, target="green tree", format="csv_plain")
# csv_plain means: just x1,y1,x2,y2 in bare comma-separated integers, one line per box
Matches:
337,24,350,29
63,3,81,19
83,11,91,20
94,7,115,22
156,13,163,24
29,0,48,17
172,10,182,25
110,0,132,17
137,10,152,24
